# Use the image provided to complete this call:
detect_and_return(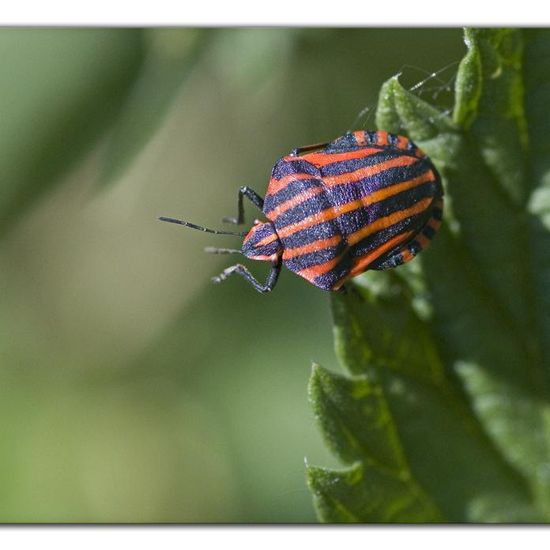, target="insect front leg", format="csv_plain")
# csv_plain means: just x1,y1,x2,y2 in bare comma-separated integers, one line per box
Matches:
212,260,281,293
223,186,264,225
